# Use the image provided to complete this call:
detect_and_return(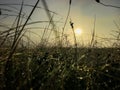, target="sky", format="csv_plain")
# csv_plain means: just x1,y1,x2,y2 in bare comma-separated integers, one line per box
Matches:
0,0,120,47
